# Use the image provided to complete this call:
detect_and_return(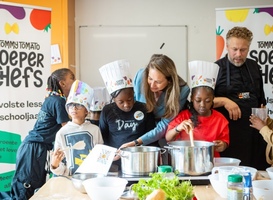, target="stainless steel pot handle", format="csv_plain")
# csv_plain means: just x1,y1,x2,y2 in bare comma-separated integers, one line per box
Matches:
160,148,167,154
116,150,129,159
